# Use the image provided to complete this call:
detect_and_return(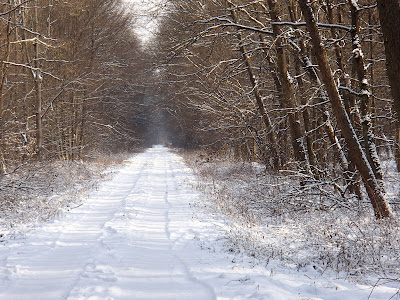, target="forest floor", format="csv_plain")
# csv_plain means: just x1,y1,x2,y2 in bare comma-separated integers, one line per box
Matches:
0,146,399,299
